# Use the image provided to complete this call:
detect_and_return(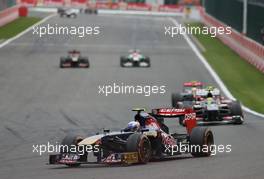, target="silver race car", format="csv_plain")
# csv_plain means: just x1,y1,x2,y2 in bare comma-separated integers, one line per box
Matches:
120,50,150,67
